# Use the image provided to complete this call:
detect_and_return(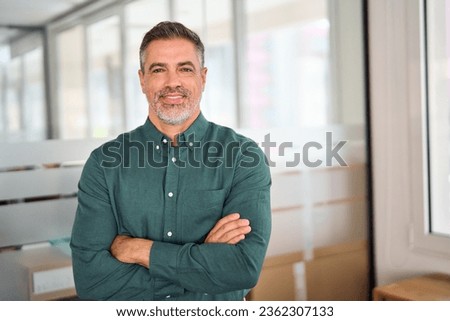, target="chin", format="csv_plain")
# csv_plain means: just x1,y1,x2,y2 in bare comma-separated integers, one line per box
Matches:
158,112,192,125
